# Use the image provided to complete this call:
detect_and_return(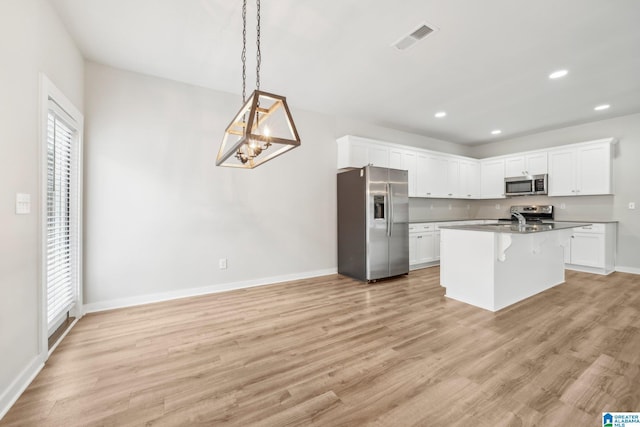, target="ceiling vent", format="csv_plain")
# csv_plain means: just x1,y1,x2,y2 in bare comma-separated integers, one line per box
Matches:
392,23,437,51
